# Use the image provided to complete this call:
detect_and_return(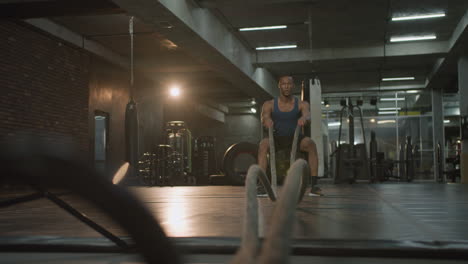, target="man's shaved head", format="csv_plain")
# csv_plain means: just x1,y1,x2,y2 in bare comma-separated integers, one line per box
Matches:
278,75,293,84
